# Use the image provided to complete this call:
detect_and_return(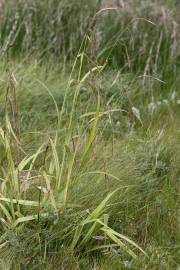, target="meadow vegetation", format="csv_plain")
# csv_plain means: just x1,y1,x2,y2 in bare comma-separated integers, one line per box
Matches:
0,0,179,269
